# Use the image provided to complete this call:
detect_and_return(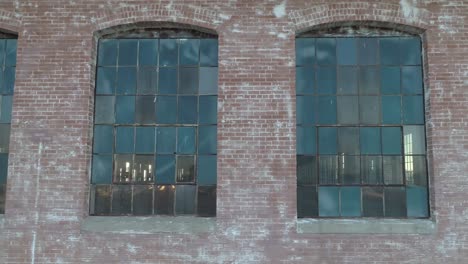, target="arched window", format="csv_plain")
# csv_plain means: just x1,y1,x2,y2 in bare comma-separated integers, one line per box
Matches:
296,26,428,218
90,27,218,217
